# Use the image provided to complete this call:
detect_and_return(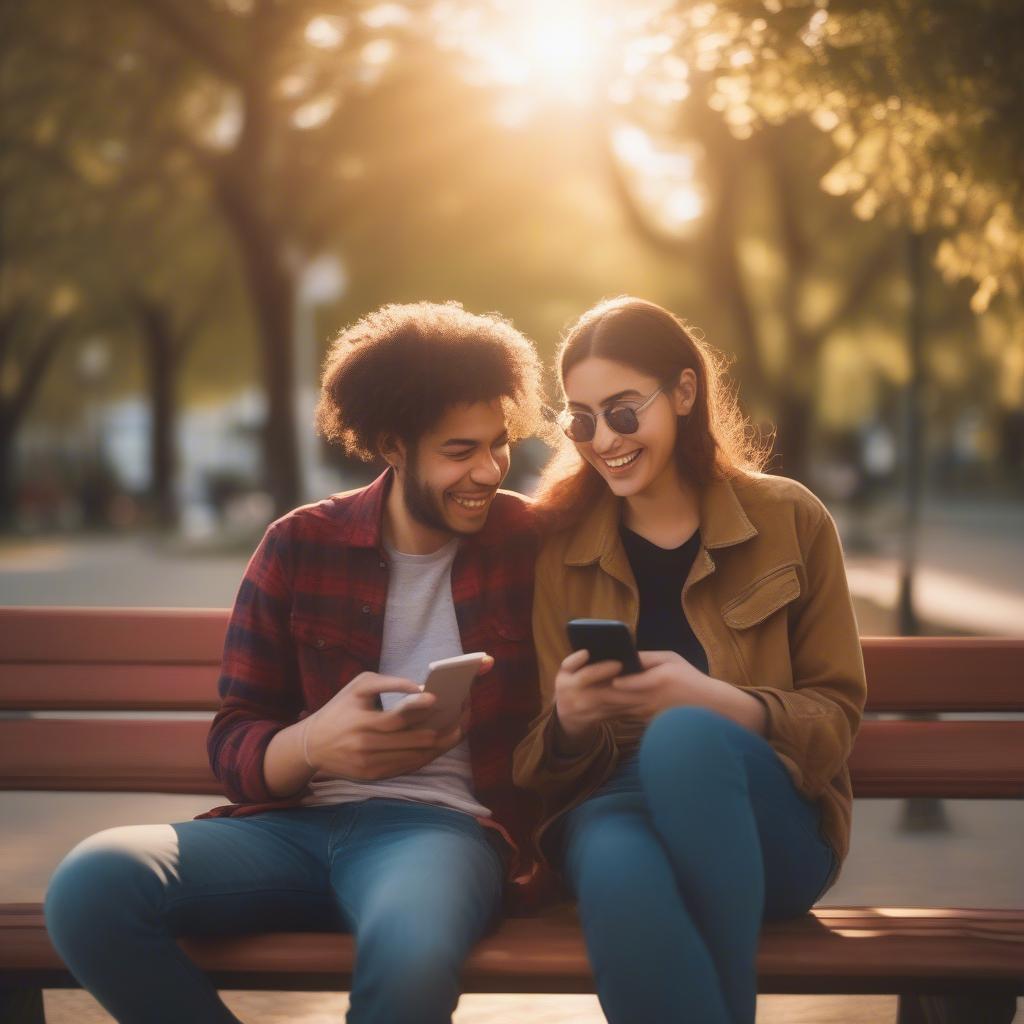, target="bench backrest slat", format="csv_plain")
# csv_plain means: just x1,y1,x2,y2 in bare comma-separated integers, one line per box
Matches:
1,608,1022,800
1,718,1022,798
0,607,227,664
1,610,1022,713
862,637,1024,712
